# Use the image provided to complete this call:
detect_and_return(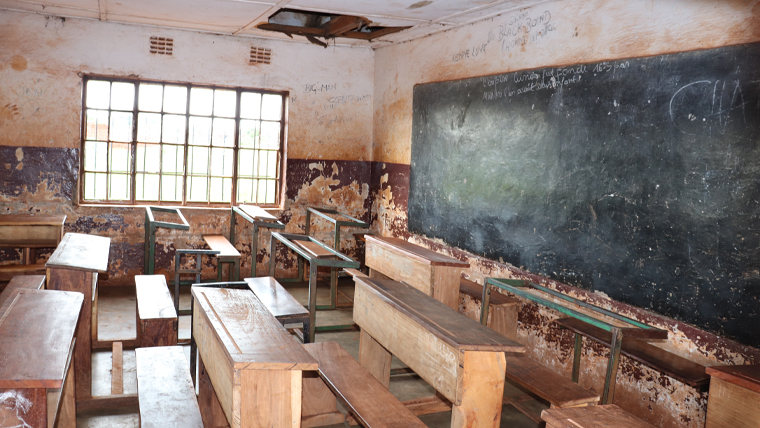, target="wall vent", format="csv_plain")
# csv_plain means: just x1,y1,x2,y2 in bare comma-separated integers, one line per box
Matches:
249,46,271,65
150,37,174,55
